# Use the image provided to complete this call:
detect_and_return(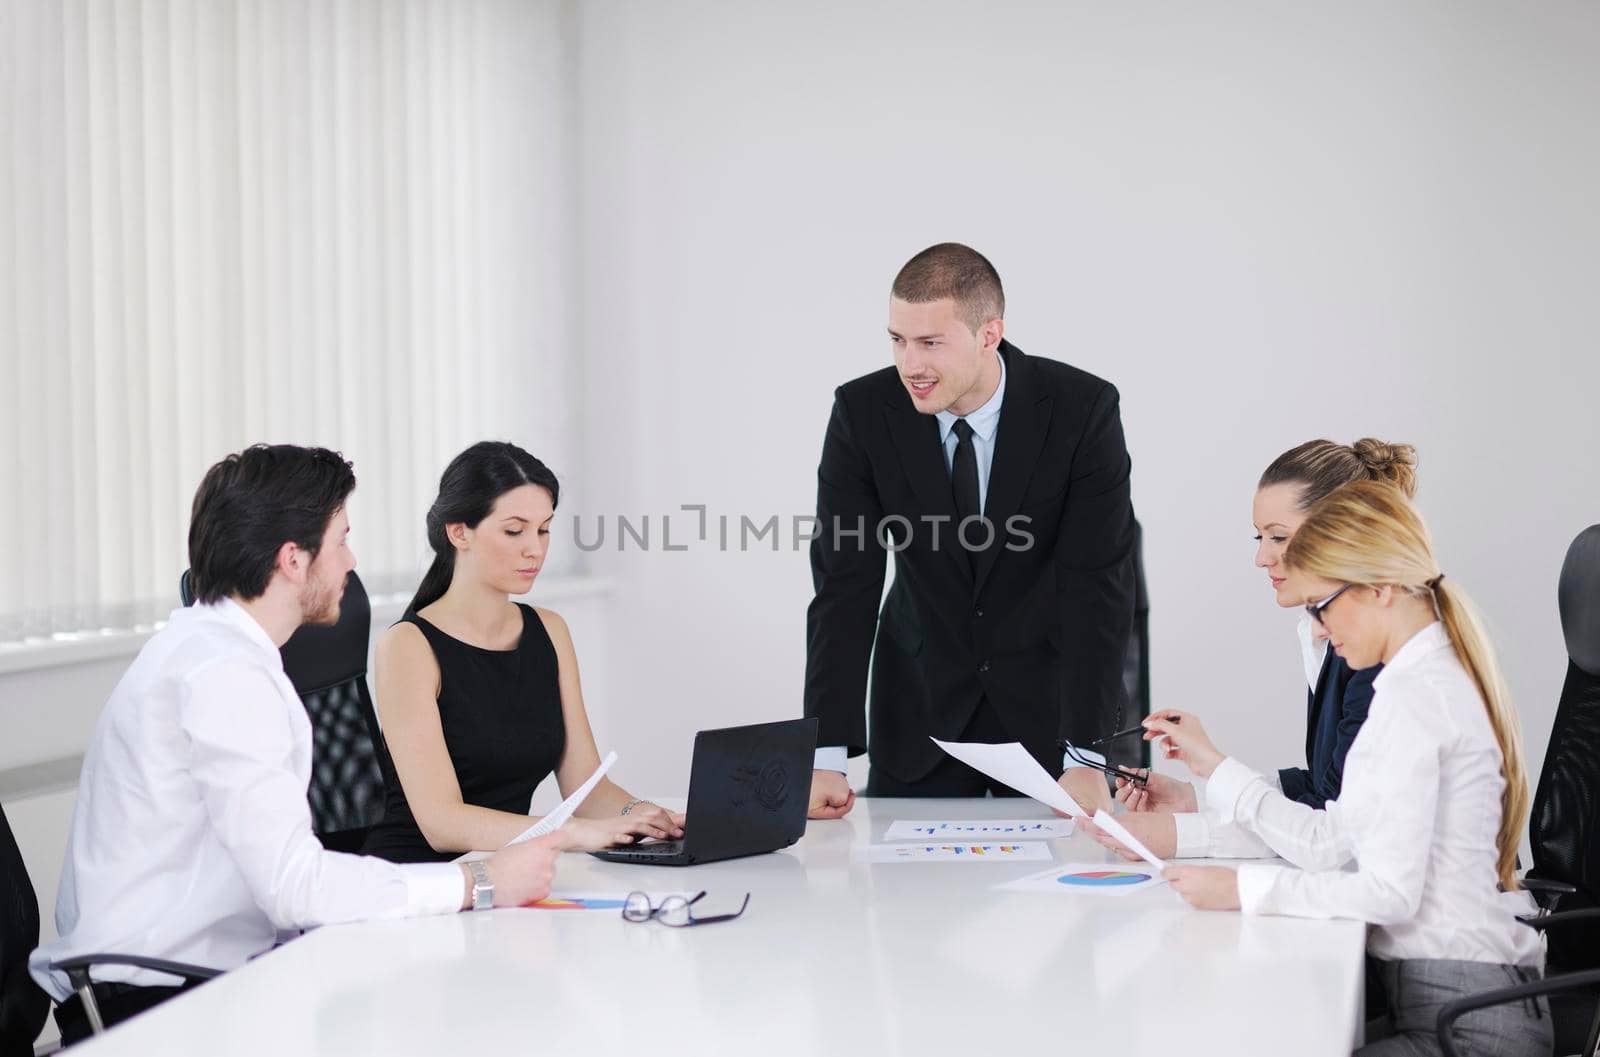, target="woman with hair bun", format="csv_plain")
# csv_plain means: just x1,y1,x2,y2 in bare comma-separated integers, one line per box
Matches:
362,441,682,864
1147,481,1548,1057
1092,439,1419,861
